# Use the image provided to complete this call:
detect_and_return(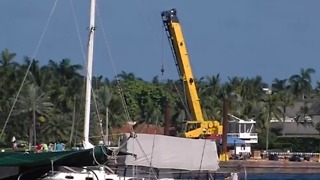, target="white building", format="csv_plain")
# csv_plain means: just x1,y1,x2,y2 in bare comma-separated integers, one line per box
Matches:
227,114,258,155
